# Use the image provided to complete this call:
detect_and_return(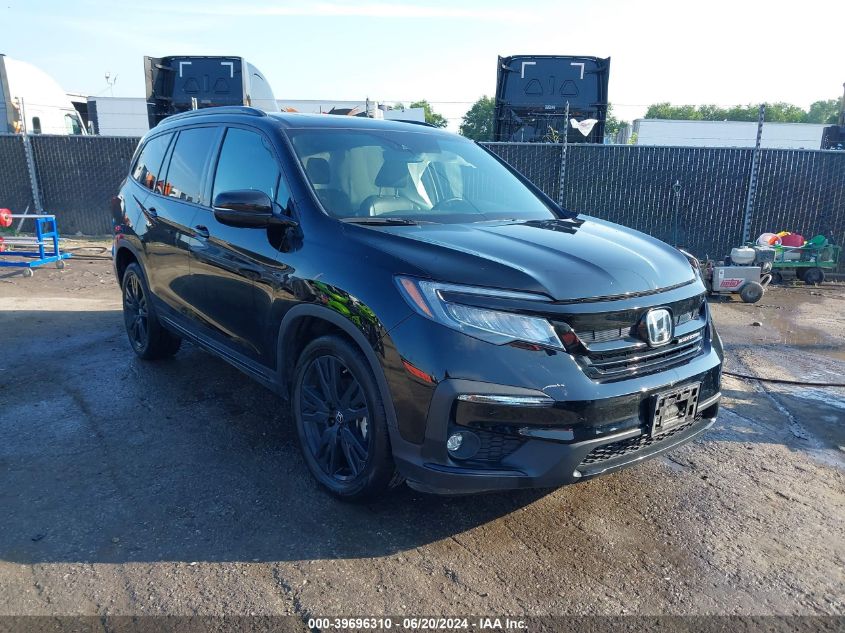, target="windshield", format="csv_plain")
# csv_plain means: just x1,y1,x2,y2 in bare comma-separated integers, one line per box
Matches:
286,128,558,223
